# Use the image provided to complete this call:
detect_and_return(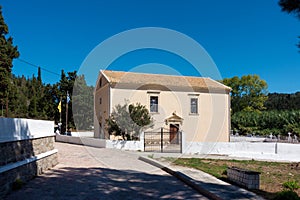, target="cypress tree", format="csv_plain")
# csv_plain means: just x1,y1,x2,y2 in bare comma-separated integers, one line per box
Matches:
0,6,19,117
